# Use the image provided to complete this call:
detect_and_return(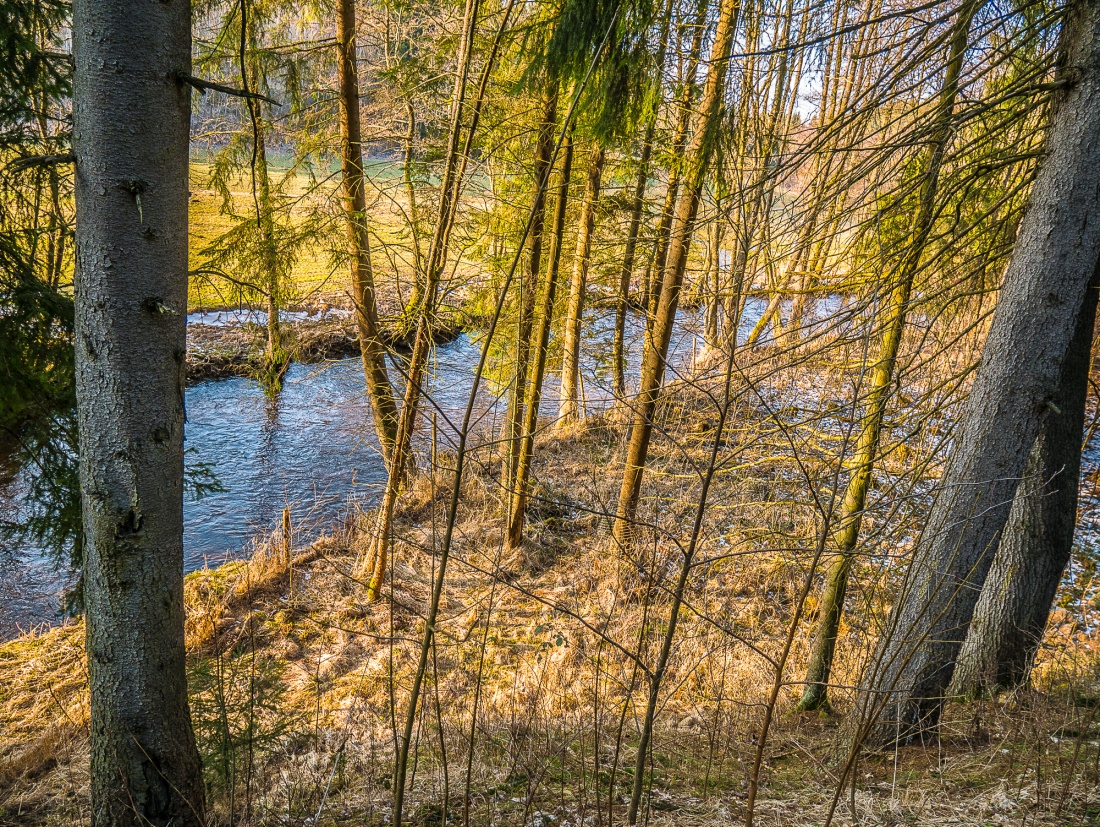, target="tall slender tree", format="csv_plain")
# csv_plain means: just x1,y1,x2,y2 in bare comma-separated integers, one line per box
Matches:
506,131,575,549
797,0,980,712
336,0,400,466
557,142,605,427
613,0,740,547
